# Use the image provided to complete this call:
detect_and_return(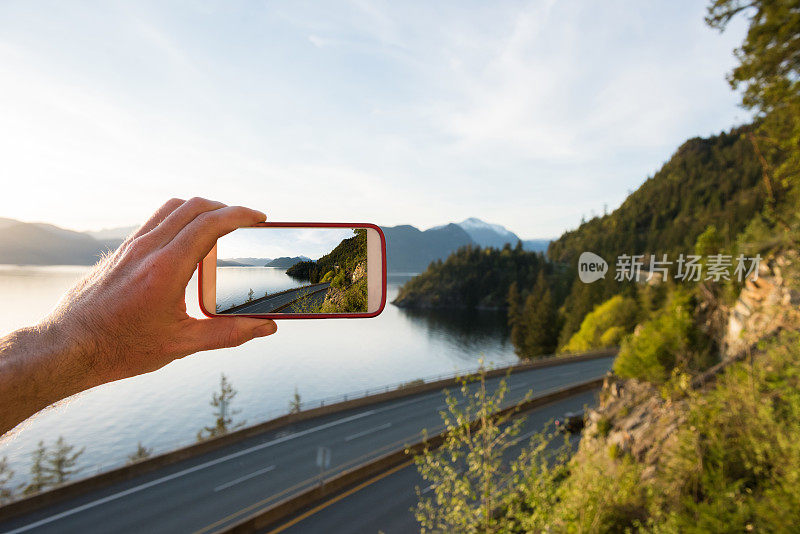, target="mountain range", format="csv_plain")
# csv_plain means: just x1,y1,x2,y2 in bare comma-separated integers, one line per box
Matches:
381,218,549,273
0,216,550,271
264,256,311,268
0,218,123,266
216,257,277,267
